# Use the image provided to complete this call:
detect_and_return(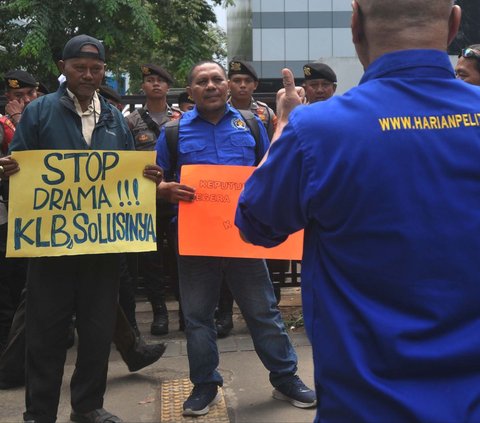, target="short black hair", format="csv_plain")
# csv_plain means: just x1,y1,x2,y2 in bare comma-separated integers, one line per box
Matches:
187,60,226,86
